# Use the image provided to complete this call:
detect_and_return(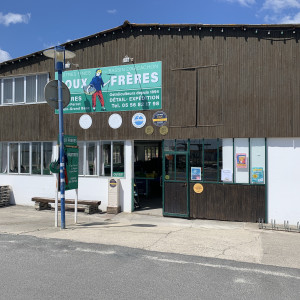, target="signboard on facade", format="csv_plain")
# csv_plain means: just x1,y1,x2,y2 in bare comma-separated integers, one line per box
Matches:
56,61,162,114
132,113,146,128
152,111,167,127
